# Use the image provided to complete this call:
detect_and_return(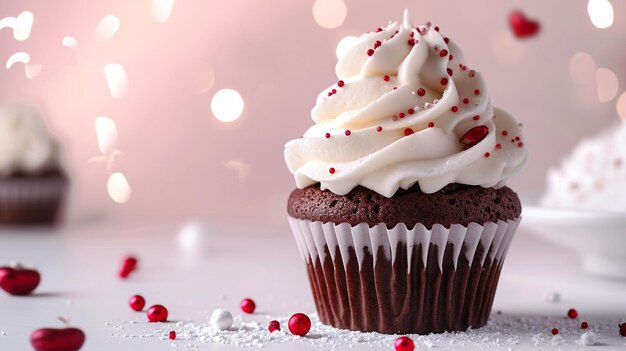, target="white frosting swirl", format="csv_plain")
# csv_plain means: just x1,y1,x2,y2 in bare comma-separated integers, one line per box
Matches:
0,104,61,176
285,10,528,197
